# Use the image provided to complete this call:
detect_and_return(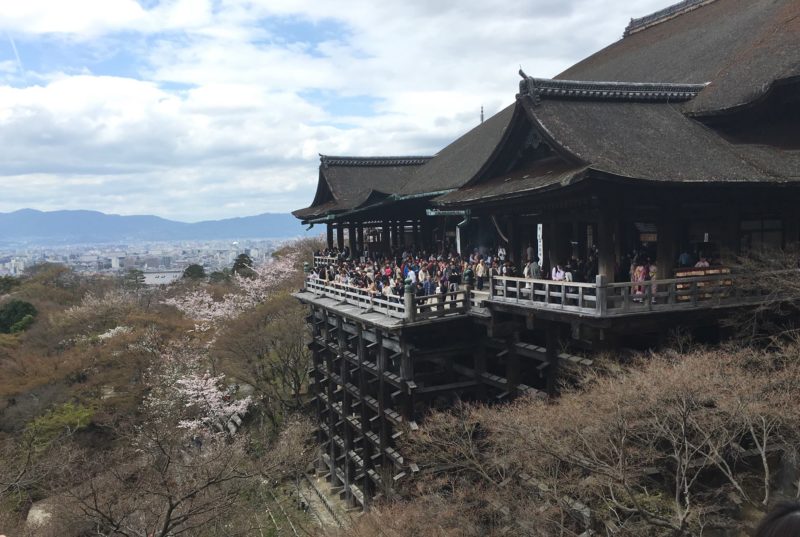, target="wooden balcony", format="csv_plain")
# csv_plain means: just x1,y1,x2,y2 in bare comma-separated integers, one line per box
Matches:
298,268,774,327
489,269,766,318
298,278,471,328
